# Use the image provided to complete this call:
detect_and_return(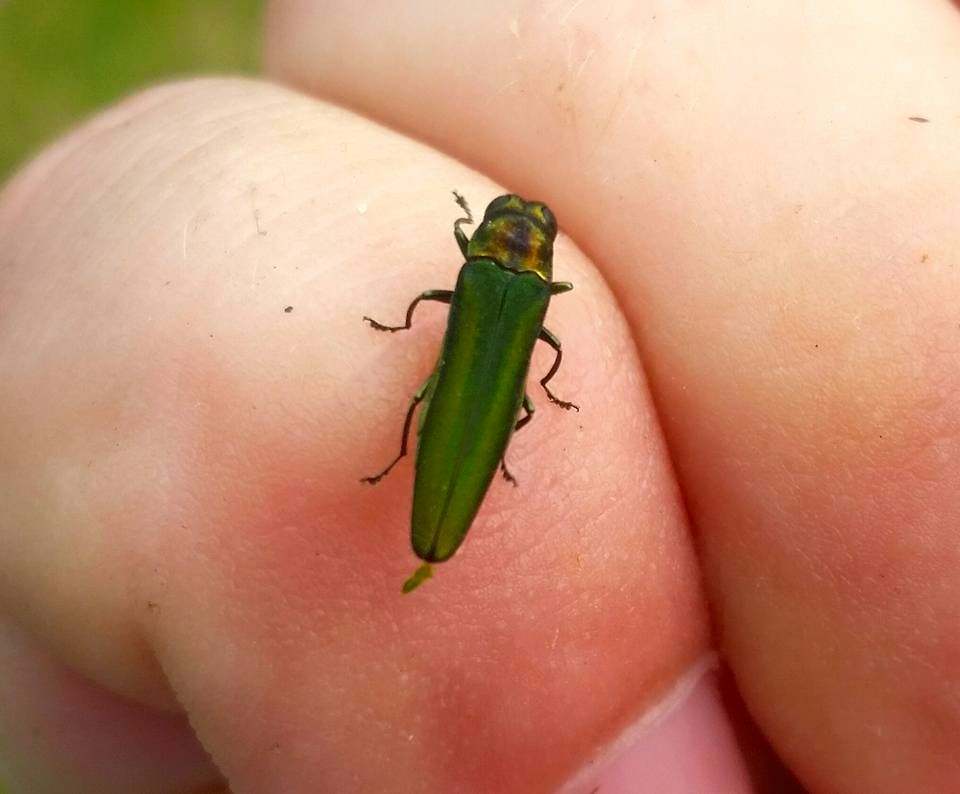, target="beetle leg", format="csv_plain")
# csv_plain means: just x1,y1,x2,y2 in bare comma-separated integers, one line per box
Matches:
500,395,535,486
537,327,580,412
452,191,474,257
361,375,432,484
363,290,453,332
514,393,535,432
